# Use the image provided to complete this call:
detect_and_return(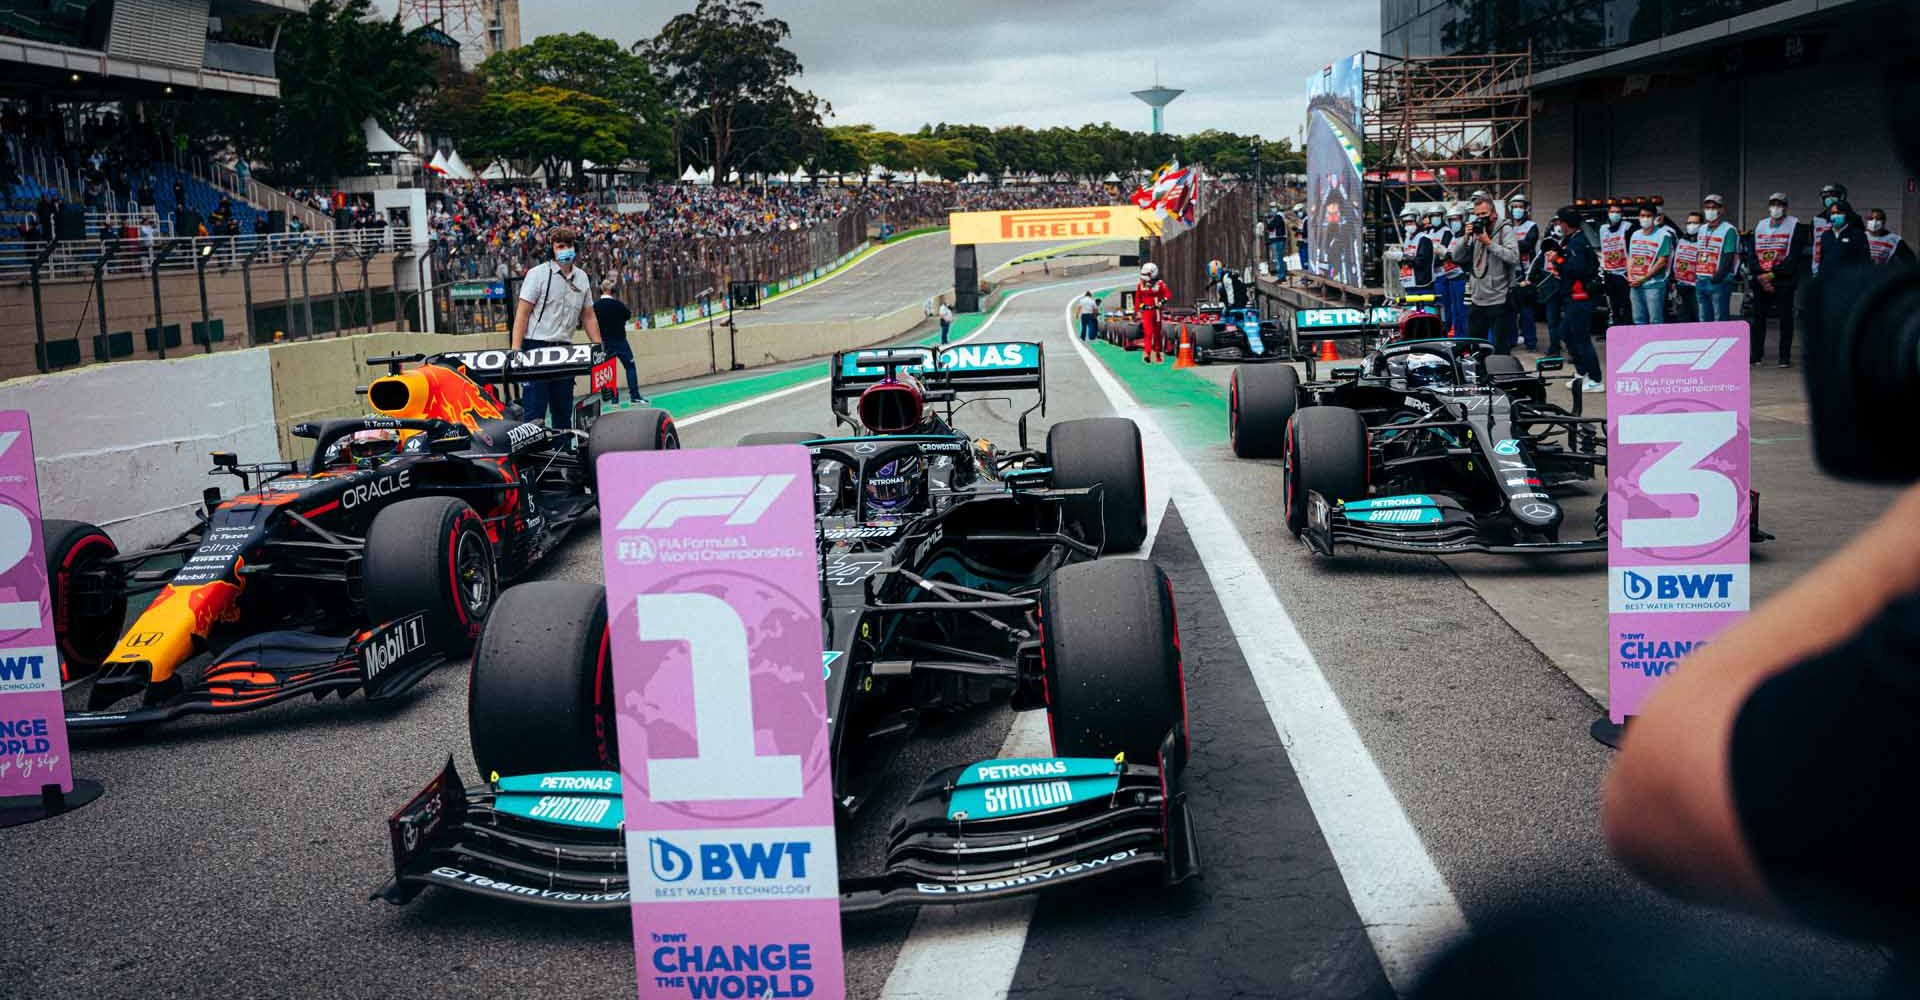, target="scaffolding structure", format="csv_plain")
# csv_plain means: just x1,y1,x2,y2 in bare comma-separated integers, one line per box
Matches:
1364,49,1533,215
398,0,521,66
